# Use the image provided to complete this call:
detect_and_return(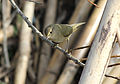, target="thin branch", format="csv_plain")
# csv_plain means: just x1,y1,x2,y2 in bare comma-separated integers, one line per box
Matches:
80,55,120,62
111,55,120,58
68,45,91,53
88,0,99,8
108,63,120,67
9,0,85,66
105,74,120,80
